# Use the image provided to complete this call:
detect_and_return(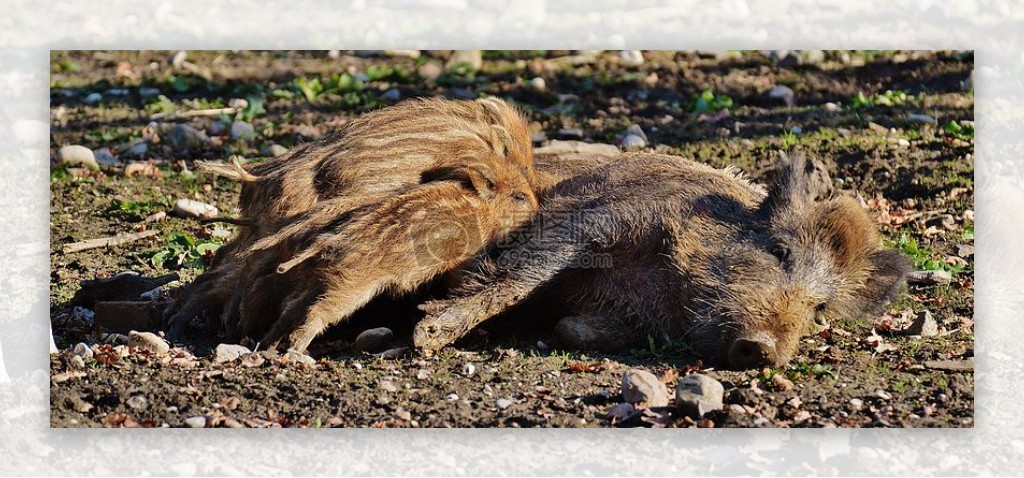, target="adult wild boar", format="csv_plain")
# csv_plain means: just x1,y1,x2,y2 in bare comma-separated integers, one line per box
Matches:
413,152,909,369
